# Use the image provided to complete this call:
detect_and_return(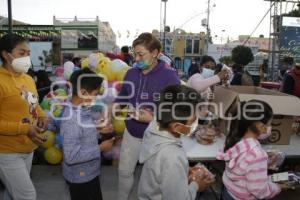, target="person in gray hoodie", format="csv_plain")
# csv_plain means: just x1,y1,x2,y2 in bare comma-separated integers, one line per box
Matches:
138,85,214,200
